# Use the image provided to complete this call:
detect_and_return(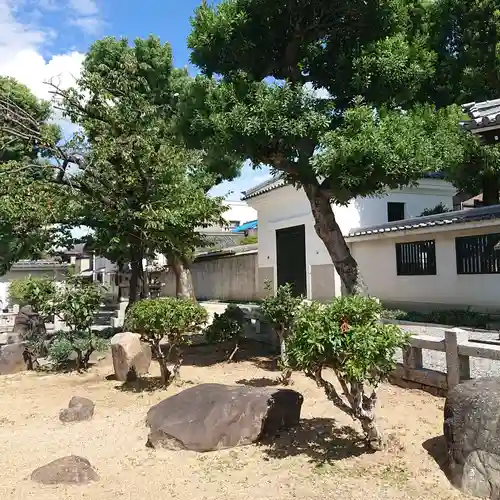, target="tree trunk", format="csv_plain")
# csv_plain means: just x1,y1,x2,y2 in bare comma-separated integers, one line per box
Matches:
129,259,140,307
482,174,500,205
153,344,171,386
277,328,292,385
170,256,196,301
303,184,366,296
129,245,147,306
307,367,383,450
